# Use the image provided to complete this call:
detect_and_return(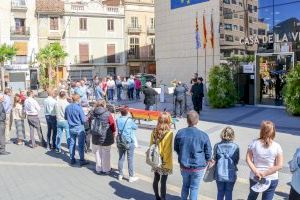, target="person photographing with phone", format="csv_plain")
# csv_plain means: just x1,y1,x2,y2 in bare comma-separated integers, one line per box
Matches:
246,121,283,200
